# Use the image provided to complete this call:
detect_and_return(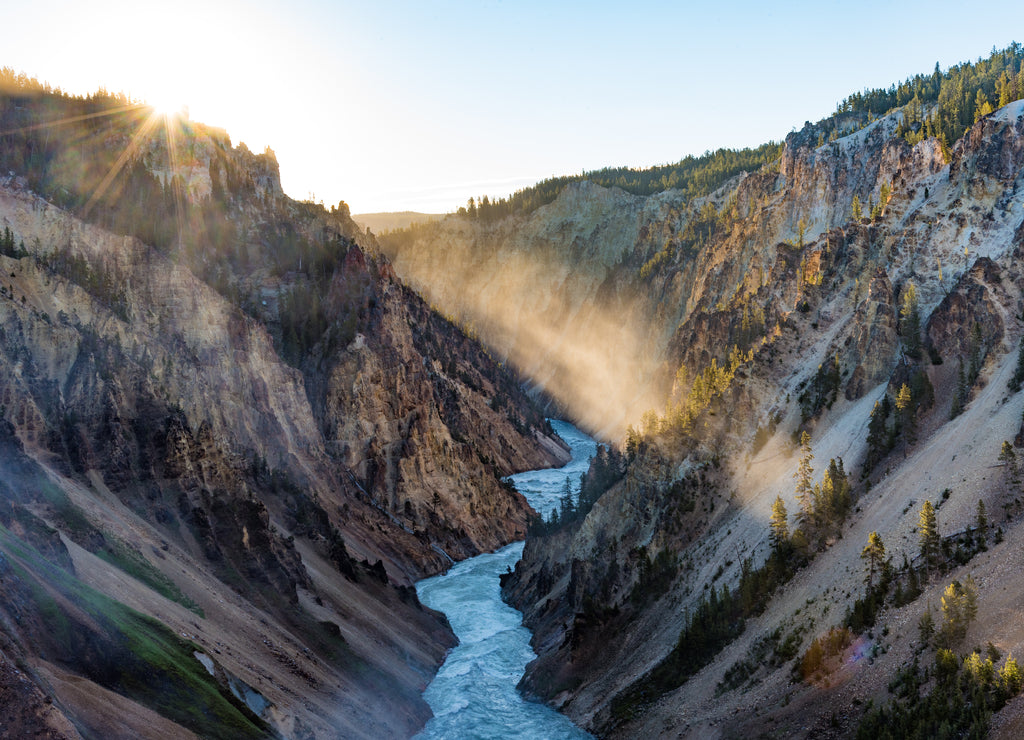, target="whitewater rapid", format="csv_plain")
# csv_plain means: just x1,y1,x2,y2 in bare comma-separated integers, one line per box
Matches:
414,419,595,739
